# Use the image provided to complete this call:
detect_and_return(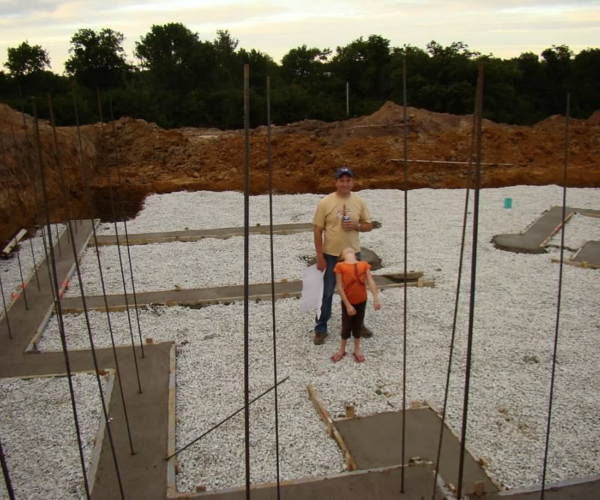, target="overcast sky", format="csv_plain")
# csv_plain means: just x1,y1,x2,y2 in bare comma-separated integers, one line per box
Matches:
1,0,599,73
